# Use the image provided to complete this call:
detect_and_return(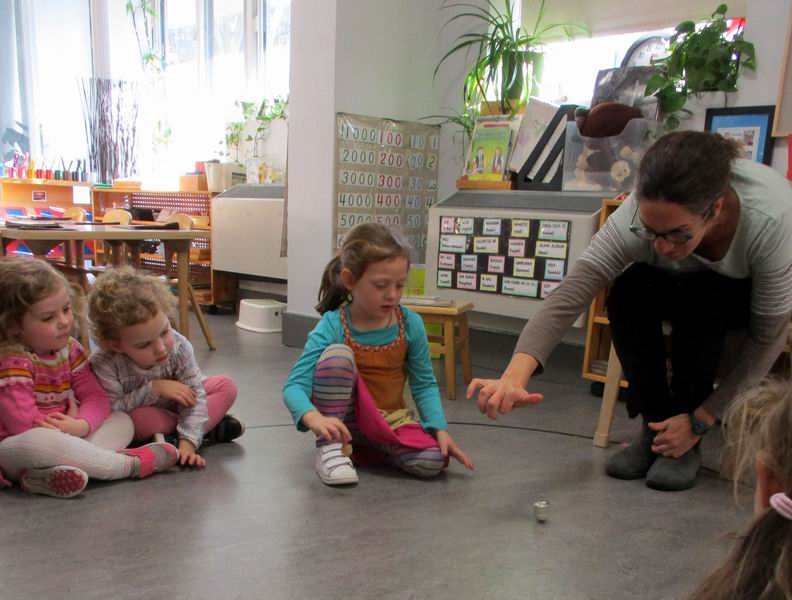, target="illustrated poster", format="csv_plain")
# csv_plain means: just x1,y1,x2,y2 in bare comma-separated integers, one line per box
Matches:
436,216,571,299
334,113,439,263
